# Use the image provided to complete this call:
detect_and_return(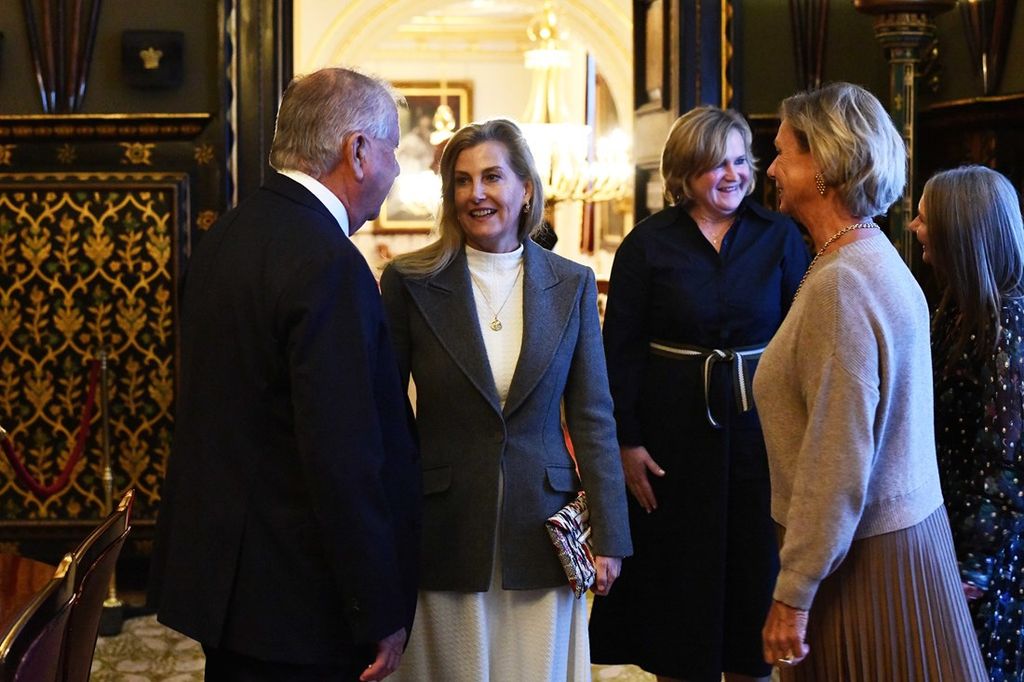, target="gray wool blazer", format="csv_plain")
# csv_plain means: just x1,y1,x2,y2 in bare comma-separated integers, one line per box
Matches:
380,239,632,591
